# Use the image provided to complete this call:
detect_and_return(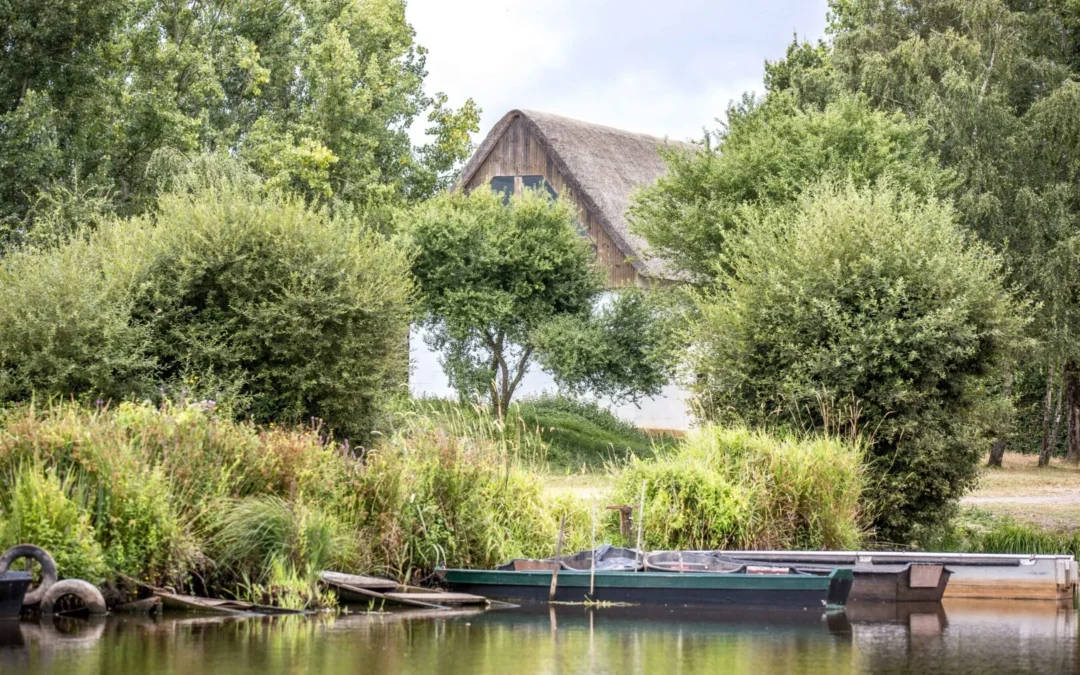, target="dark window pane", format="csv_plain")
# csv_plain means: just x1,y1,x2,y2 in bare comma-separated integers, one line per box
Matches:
490,176,514,205
522,175,558,200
